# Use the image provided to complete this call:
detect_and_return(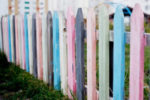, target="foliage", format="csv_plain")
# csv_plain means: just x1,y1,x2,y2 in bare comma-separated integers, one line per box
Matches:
0,52,68,100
